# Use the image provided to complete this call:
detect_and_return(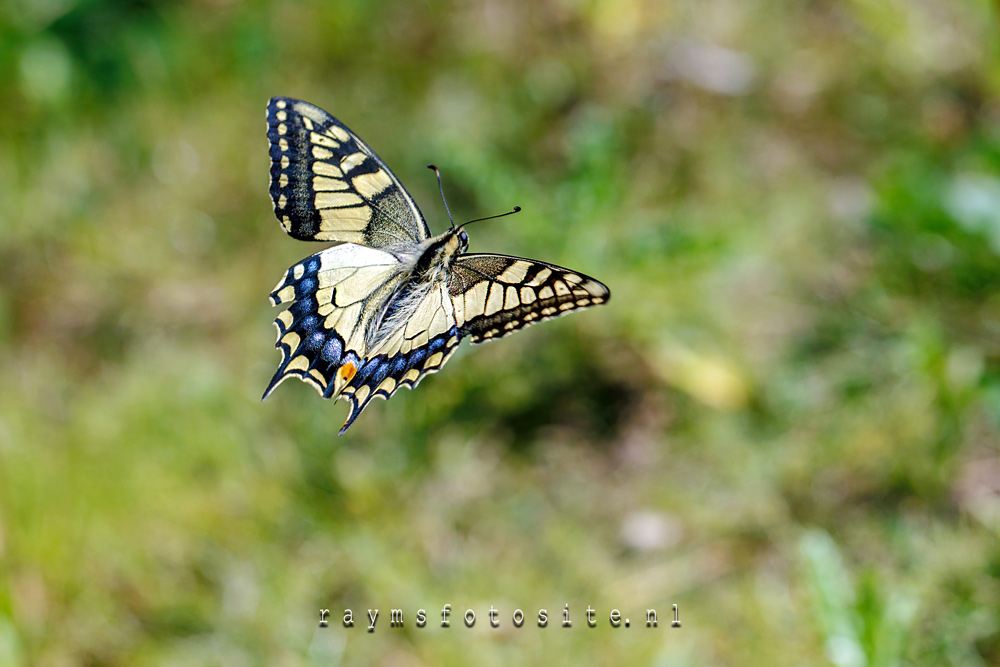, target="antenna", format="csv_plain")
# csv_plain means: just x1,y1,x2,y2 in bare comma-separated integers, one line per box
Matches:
427,164,455,228
460,206,521,228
